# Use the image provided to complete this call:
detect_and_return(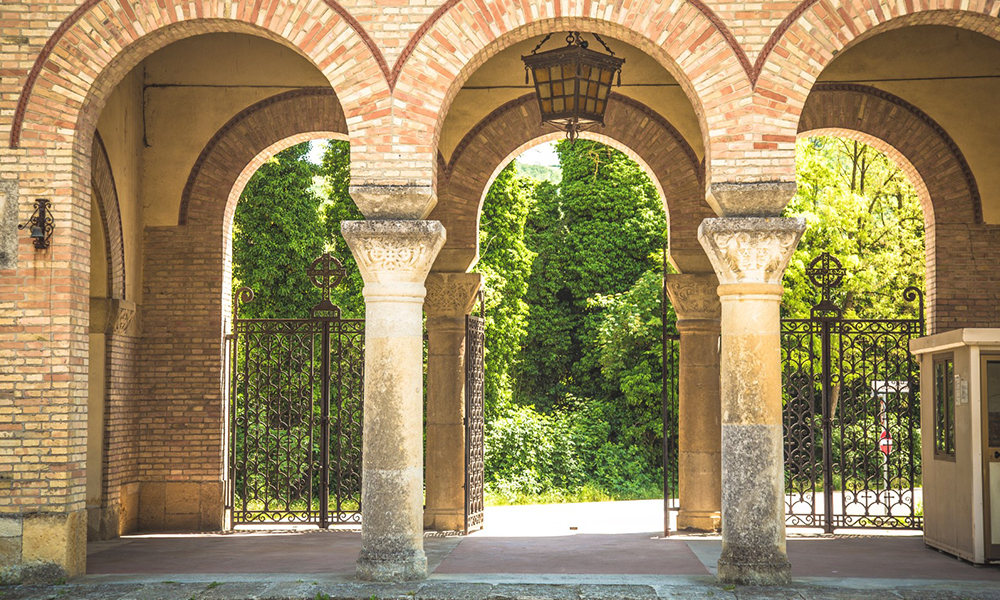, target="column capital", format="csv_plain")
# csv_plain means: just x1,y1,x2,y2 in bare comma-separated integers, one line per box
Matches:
342,220,446,299
697,217,805,290
665,273,720,324
425,272,481,318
